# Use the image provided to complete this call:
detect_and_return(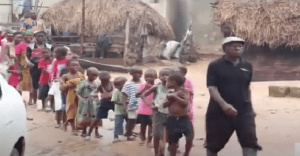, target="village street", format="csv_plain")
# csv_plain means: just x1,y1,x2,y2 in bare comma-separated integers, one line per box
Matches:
24,57,300,156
